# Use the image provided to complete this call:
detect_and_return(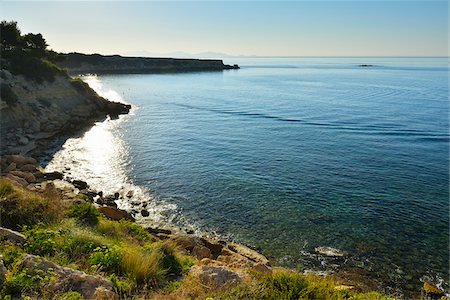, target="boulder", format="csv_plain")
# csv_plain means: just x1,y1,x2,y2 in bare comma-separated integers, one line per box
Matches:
9,170,36,183
192,245,212,260
0,227,27,244
126,190,134,198
140,209,150,217
72,179,88,190
171,235,202,252
98,206,135,221
20,164,38,173
147,227,172,235
96,196,117,208
192,265,242,289
228,242,270,265
4,155,37,167
6,174,28,186
4,162,16,173
44,171,64,180
22,254,116,299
